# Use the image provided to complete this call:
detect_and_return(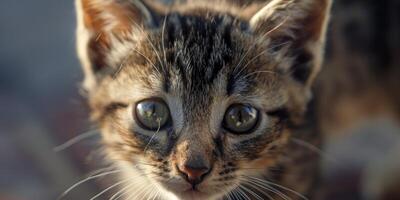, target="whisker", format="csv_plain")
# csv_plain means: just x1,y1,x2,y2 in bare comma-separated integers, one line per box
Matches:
91,171,152,200
222,187,234,200
58,169,123,200
147,187,158,200
290,138,337,163
133,48,158,70
113,174,158,200
242,177,290,200
129,18,165,72
229,186,240,200
153,190,160,200
95,32,102,42
239,184,263,200
246,176,308,200
89,178,133,200
246,177,293,200
242,182,274,200
233,16,290,79
161,12,169,70
134,161,158,167
127,182,154,199
86,166,117,177
54,129,99,152
233,185,246,200
236,186,251,200
113,46,160,79
144,184,158,200
237,41,291,80
111,17,163,78
109,182,135,200
112,175,156,200
231,188,241,200
144,118,162,153
239,176,276,200
113,46,135,78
